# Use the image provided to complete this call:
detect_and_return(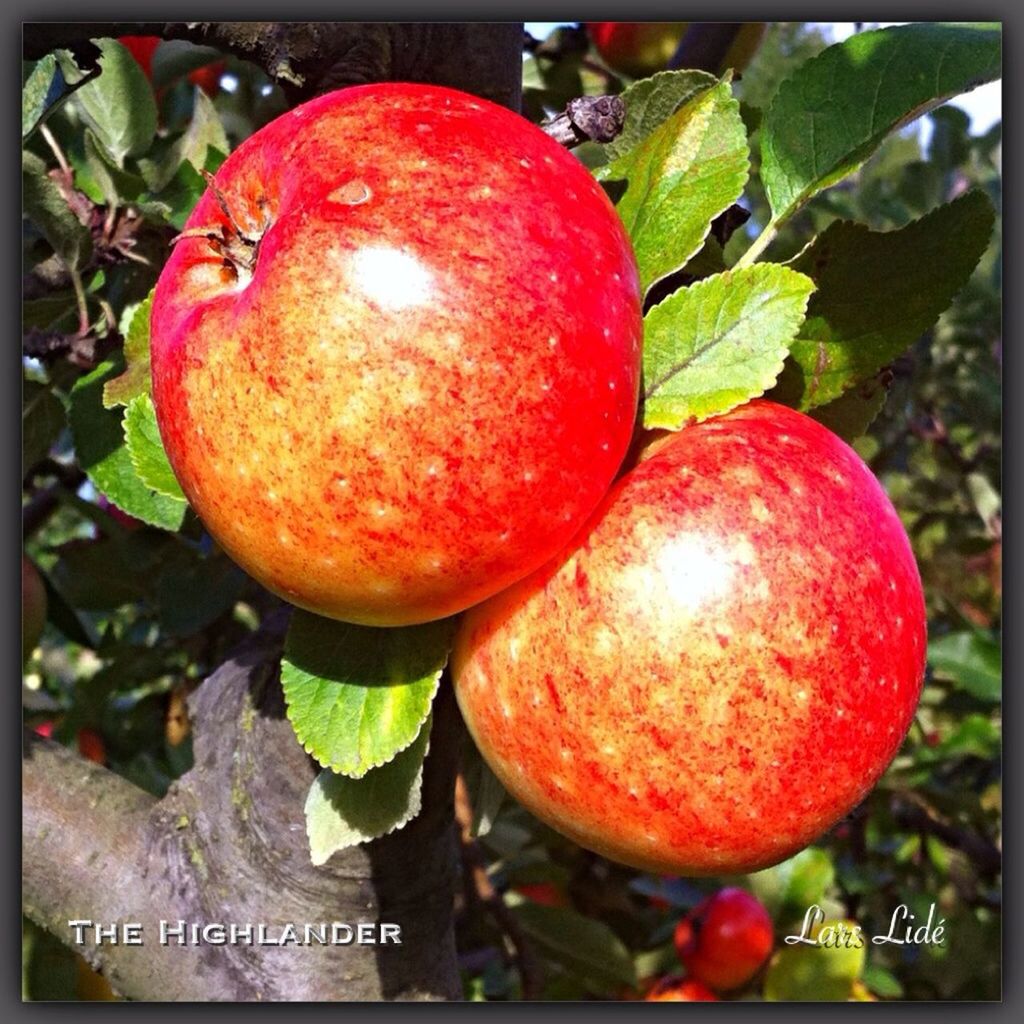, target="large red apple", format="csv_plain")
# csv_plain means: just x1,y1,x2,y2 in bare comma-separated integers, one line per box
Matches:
587,23,688,78
674,888,773,991
452,401,926,875
150,83,642,626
